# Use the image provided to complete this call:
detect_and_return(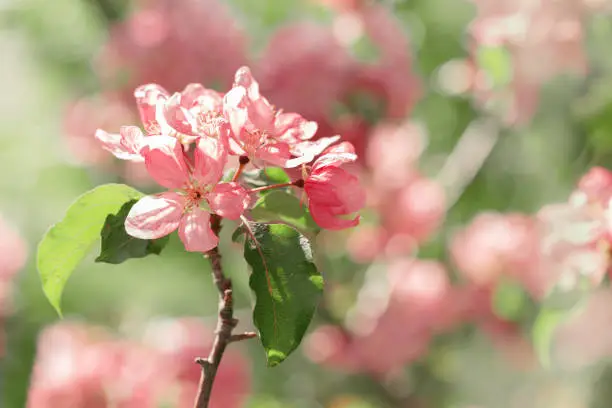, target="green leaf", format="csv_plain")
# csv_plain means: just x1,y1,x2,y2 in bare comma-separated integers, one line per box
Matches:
242,167,291,193
250,190,320,236
95,199,169,264
231,225,246,243
37,184,144,316
264,167,290,184
243,223,324,367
